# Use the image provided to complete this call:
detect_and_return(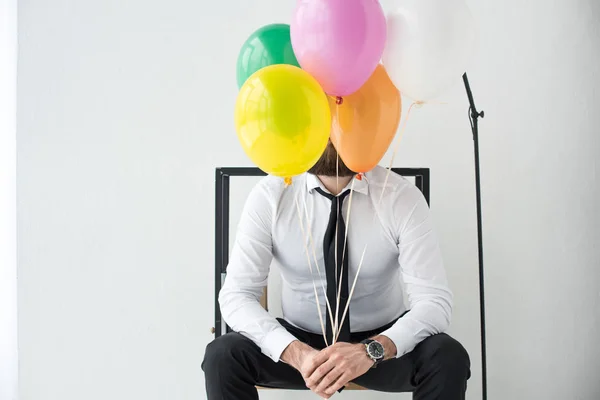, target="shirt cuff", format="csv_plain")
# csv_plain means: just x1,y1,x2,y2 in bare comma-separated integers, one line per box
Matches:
260,327,298,362
380,321,418,359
